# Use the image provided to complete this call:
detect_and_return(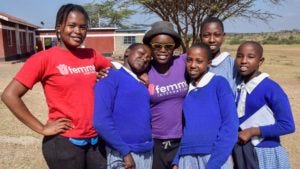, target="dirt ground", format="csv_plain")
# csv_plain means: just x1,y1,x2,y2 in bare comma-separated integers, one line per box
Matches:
0,45,299,169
